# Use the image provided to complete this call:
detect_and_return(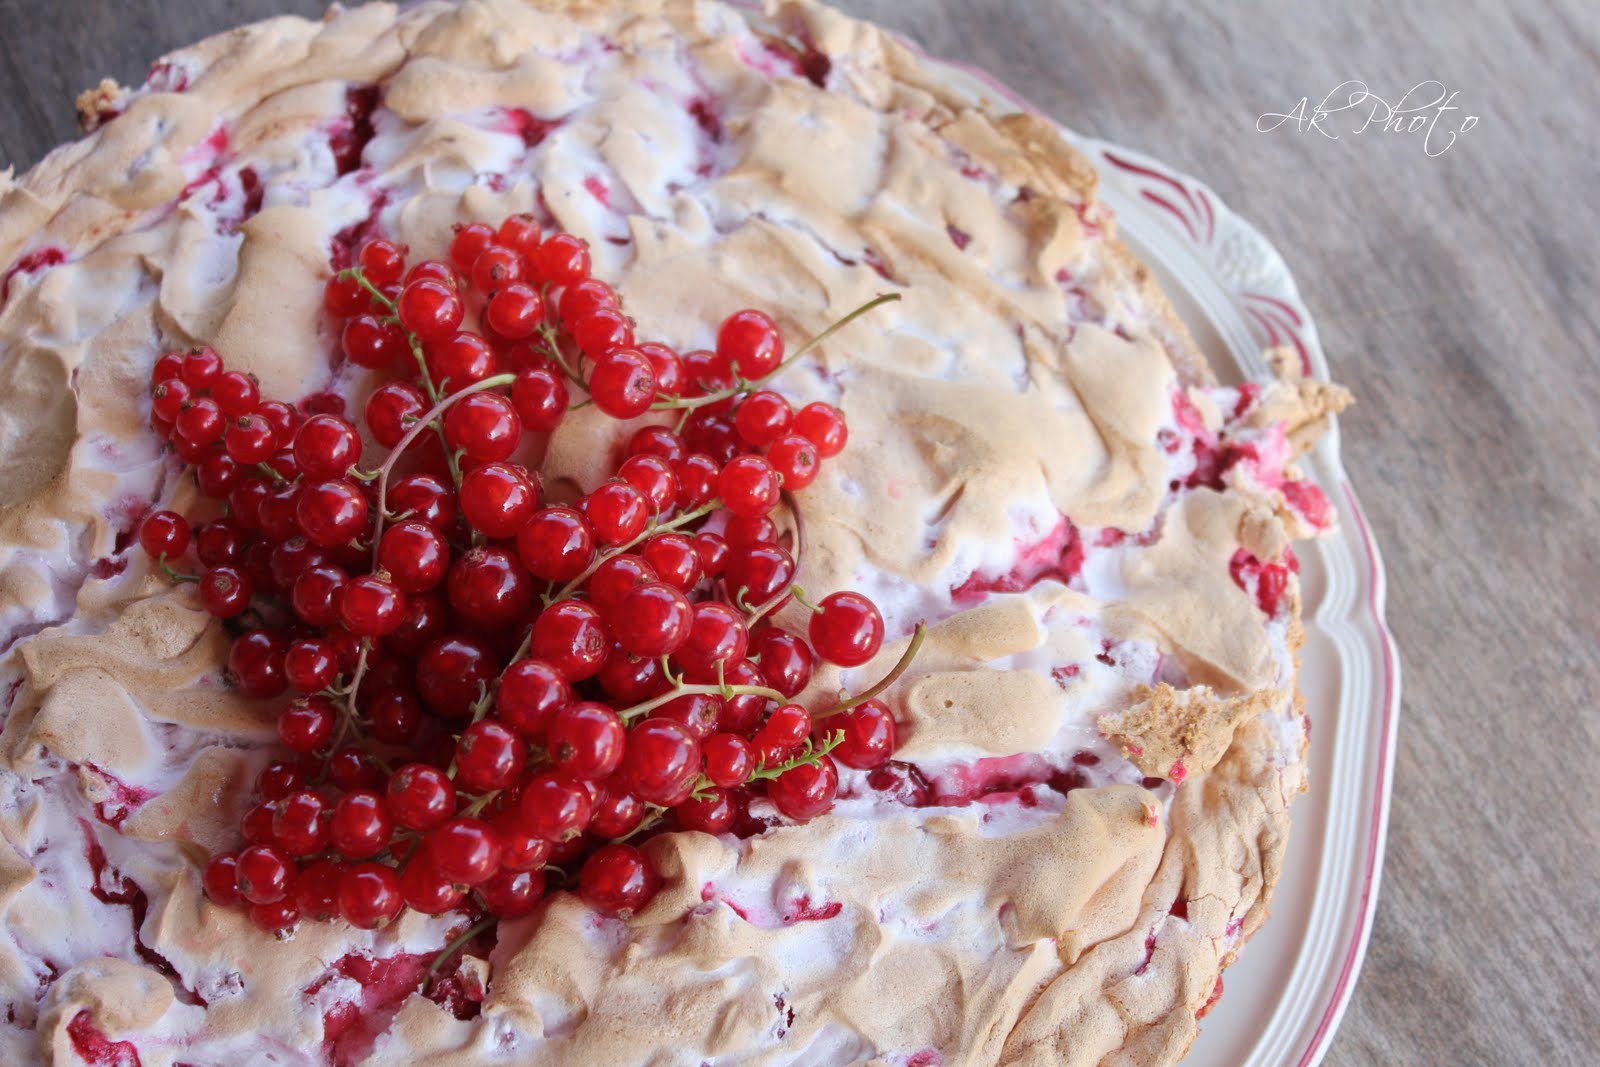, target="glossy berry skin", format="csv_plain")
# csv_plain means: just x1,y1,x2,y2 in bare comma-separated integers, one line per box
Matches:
293,860,344,922
234,844,294,904
530,600,609,681
459,462,538,539
832,698,898,770
702,732,755,788
485,282,544,339
151,351,186,385
416,635,498,718
377,520,449,592
397,278,464,341
749,627,813,698
683,411,739,463
587,553,656,615
342,314,409,369
674,601,748,676
425,331,498,390
725,544,795,610
386,763,457,831
767,754,839,821
444,392,521,462
676,789,735,835
587,350,657,418
256,761,304,801
175,396,226,447
572,306,635,359
470,244,524,293
291,563,348,627
195,519,245,568
510,368,569,432
180,348,225,388
557,278,617,324
224,414,277,464
519,771,594,842
327,746,384,792
673,454,720,509
793,402,848,457
722,514,776,549
271,790,330,856
652,691,721,740
293,415,362,480
532,233,591,286
620,718,700,805
427,817,503,885
495,659,571,741
637,342,684,397
213,370,260,416
517,506,595,581
296,479,370,547
338,863,404,929
613,582,692,657
715,308,783,378
581,480,649,545
578,843,658,917
808,591,885,667
228,629,287,698
618,455,678,516
330,790,393,859
599,649,669,706
694,532,730,578
389,473,457,529
368,686,423,744
203,852,242,906
339,574,405,637
365,381,428,448
450,223,496,272
454,720,527,792
138,510,190,562
641,533,702,592
400,857,467,915
278,695,335,753
447,546,534,630
766,433,821,489
628,425,685,463
734,390,793,446
249,897,301,933
588,777,646,839
717,659,772,735
493,808,553,872
198,565,253,618
196,451,242,497
478,868,545,919
718,455,781,518
548,701,626,781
